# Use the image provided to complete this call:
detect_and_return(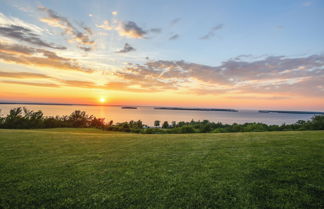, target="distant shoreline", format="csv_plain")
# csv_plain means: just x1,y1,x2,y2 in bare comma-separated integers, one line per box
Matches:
0,102,323,114
259,110,324,114
154,107,238,112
